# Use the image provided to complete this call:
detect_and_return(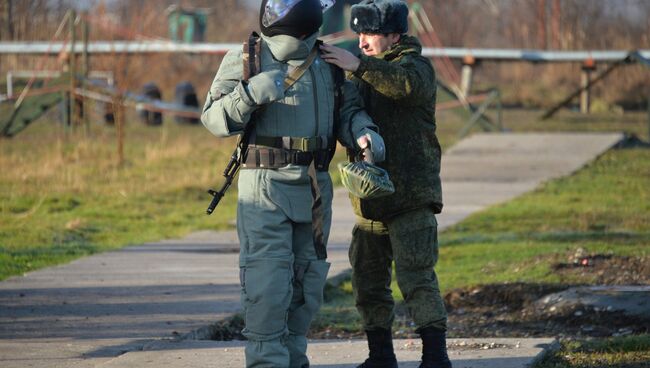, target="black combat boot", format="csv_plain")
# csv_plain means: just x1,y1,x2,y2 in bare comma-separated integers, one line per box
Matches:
356,328,398,368
418,327,452,368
